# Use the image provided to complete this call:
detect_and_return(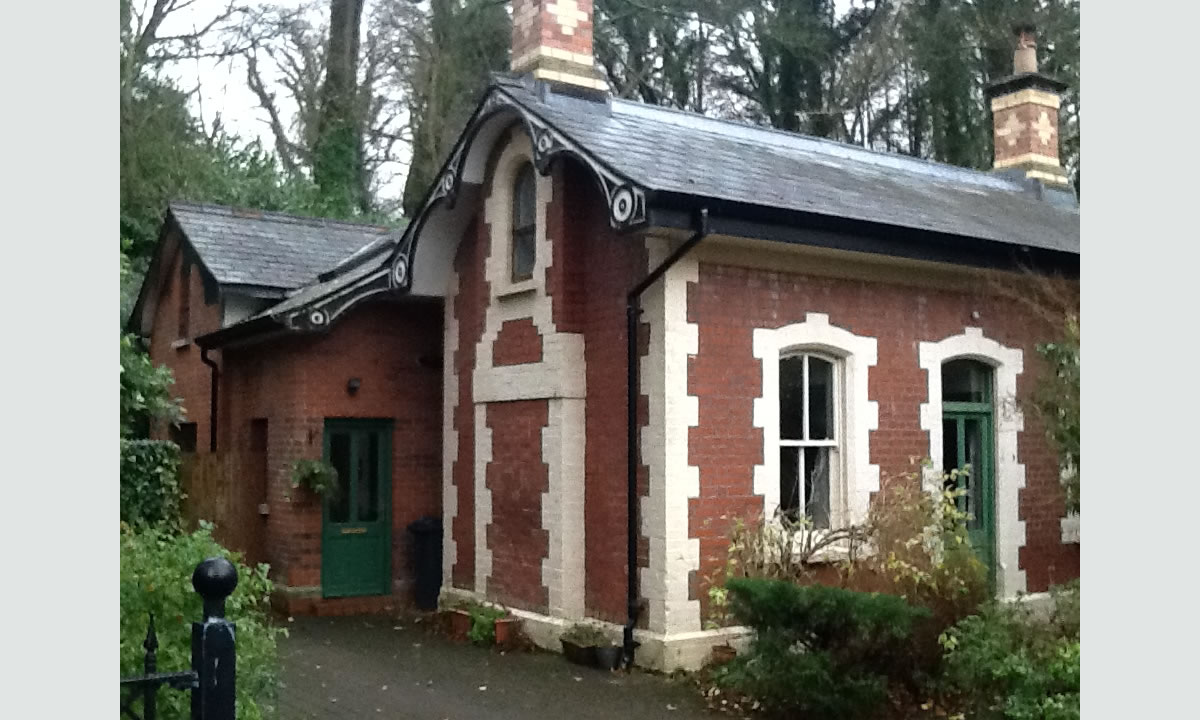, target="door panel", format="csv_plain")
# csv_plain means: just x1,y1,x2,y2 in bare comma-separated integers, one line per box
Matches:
943,412,995,585
321,420,392,598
